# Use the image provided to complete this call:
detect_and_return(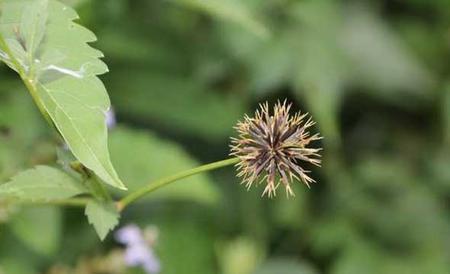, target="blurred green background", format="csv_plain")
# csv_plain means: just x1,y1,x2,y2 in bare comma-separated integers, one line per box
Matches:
1,0,450,273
